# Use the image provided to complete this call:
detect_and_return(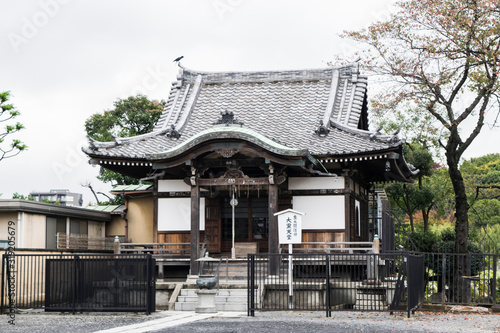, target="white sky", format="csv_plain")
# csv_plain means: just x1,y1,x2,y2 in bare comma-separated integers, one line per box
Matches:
1,0,499,205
